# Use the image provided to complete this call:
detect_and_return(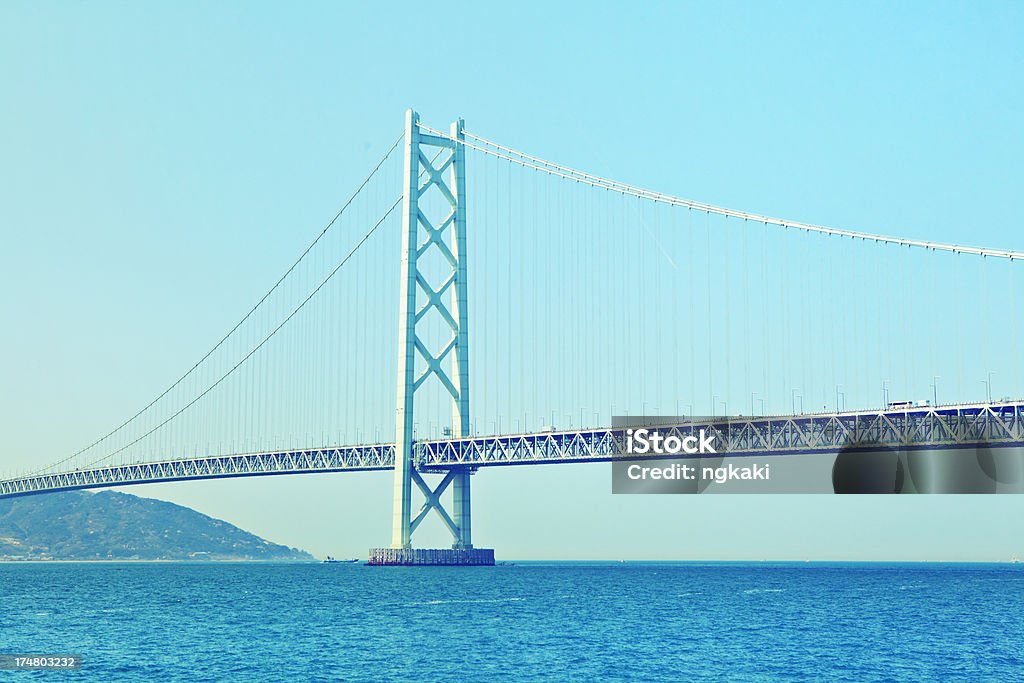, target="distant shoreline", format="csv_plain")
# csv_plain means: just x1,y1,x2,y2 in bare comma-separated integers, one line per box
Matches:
0,558,319,564
1,558,1020,565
